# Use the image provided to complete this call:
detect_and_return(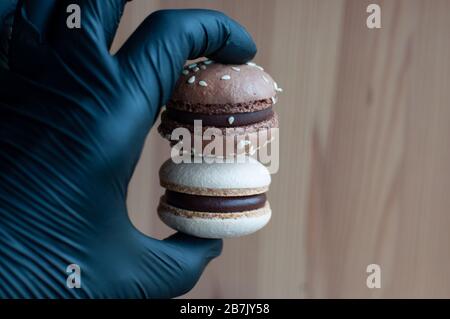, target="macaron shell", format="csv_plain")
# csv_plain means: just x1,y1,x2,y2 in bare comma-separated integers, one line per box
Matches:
173,63,277,105
159,113,278,158
160,180,269,197
166,98,273,114
159,156,271,192
158,199,272,238
158,110,279,137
